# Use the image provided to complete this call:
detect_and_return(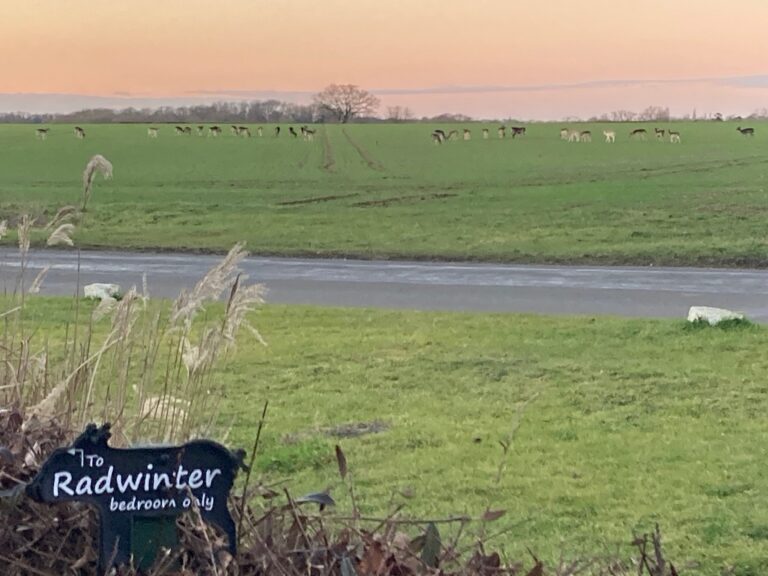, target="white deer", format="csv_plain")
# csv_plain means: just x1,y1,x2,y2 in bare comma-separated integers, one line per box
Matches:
669,130,681,143
603,130,615,143
147,127,158,138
